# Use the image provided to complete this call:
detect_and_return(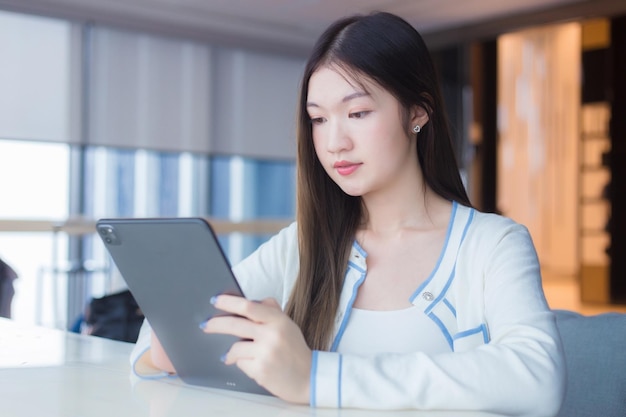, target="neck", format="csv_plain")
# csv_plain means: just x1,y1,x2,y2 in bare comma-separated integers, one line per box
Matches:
361,187,451,234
